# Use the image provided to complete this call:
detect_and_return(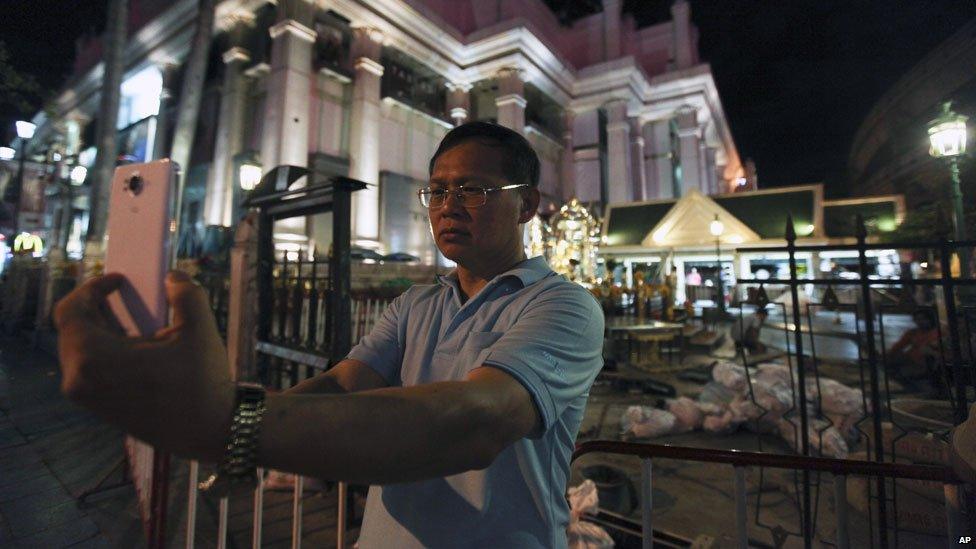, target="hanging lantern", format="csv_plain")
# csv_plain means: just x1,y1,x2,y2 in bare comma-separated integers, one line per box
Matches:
549,198,601,283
